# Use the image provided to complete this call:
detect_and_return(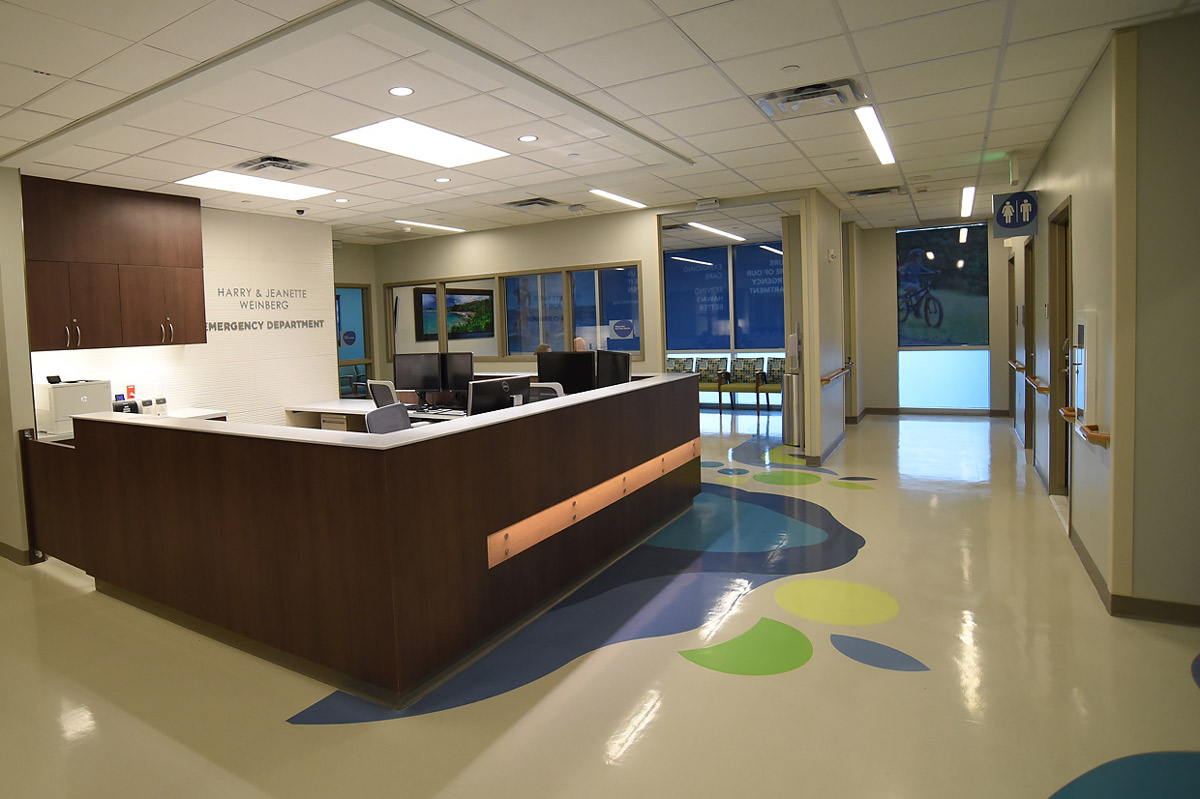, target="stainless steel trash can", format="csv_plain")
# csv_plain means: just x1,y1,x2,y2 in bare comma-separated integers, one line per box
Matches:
782,372,803,448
